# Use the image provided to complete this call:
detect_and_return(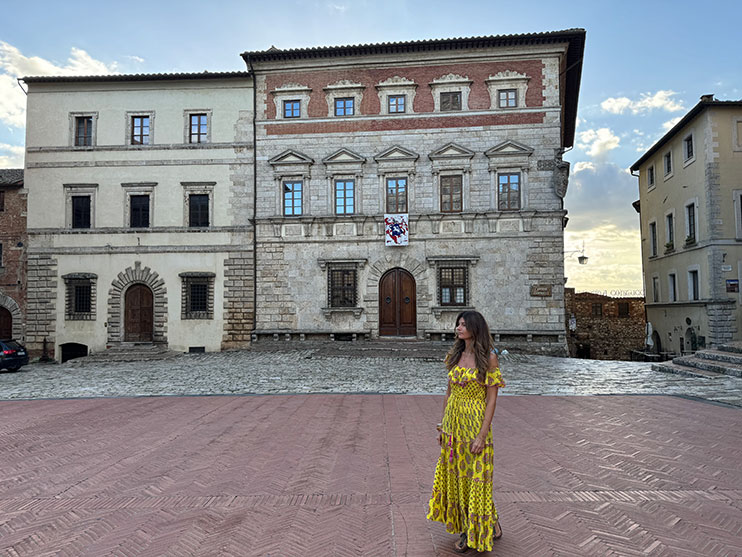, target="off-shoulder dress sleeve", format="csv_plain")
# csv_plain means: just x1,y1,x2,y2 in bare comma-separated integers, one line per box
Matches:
484,367,505,388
